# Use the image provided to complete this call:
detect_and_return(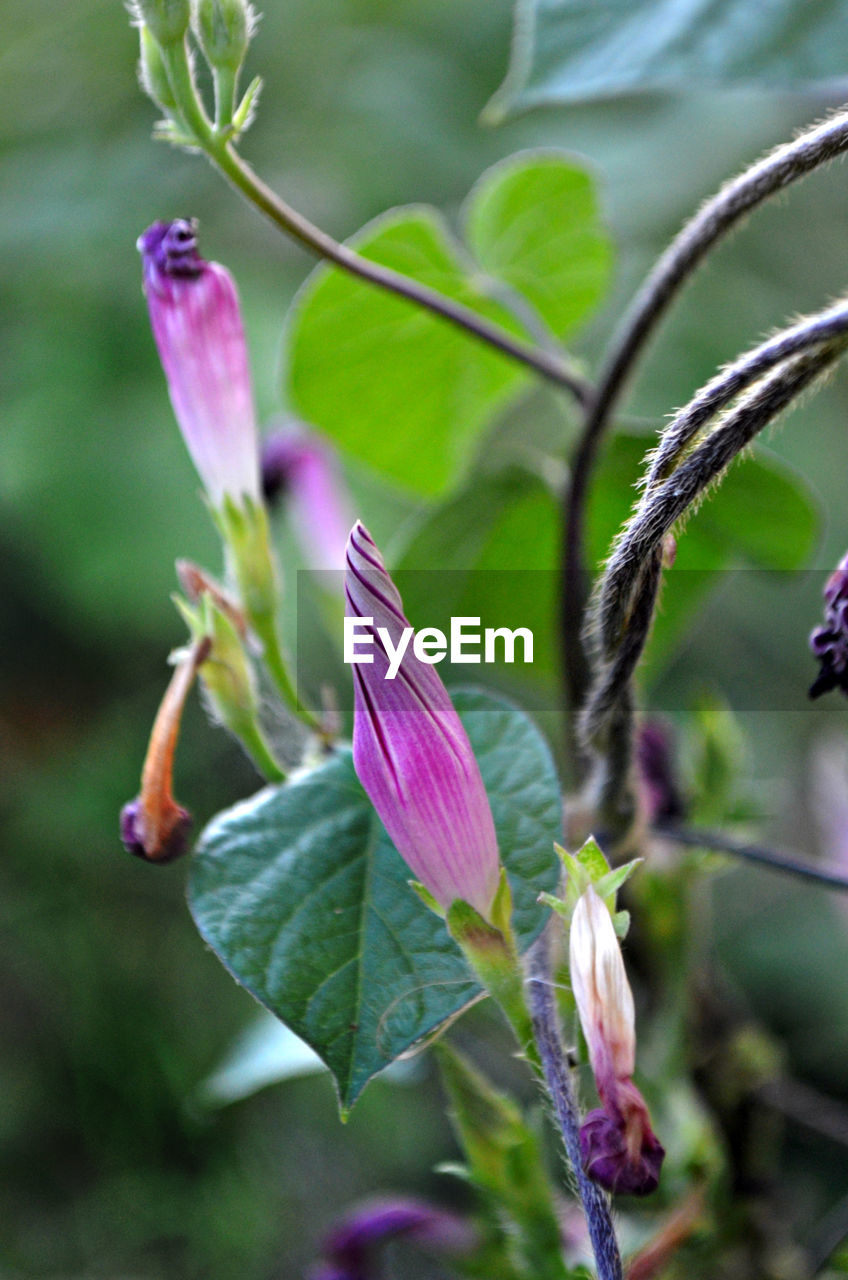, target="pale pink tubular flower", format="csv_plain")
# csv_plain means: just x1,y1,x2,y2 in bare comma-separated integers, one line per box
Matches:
137,219,261,508
261,423,354,572
345,522,501,919
570,887,665,1196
